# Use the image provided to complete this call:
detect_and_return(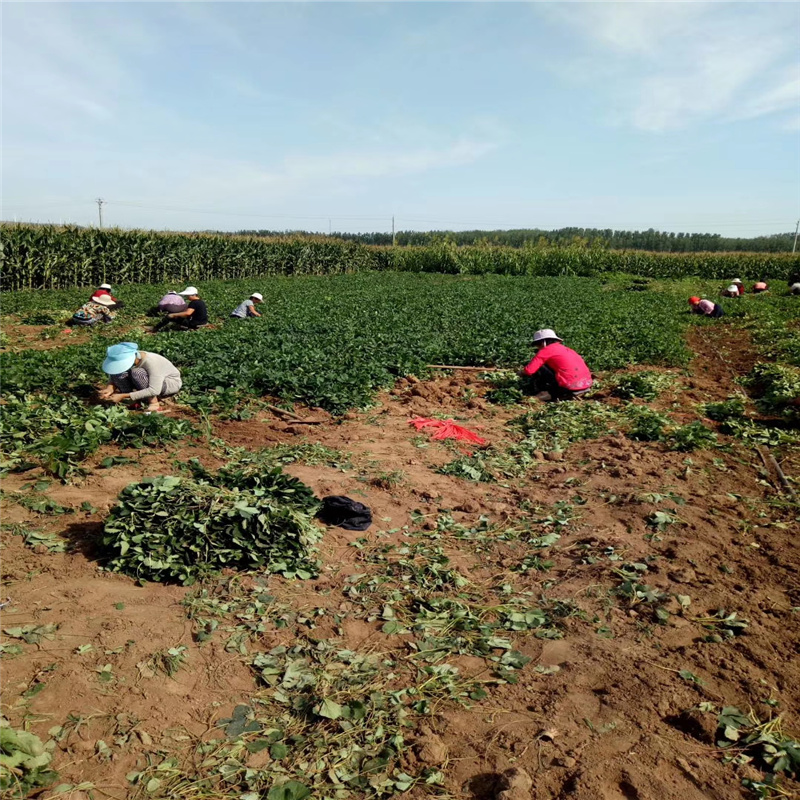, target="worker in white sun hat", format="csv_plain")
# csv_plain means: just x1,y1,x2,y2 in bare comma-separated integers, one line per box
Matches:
520,329,594,402
91,282,122,306
721,283,741,298
230,292,264,319
152,286,208,331
731,278,745,296
71,294,119,326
